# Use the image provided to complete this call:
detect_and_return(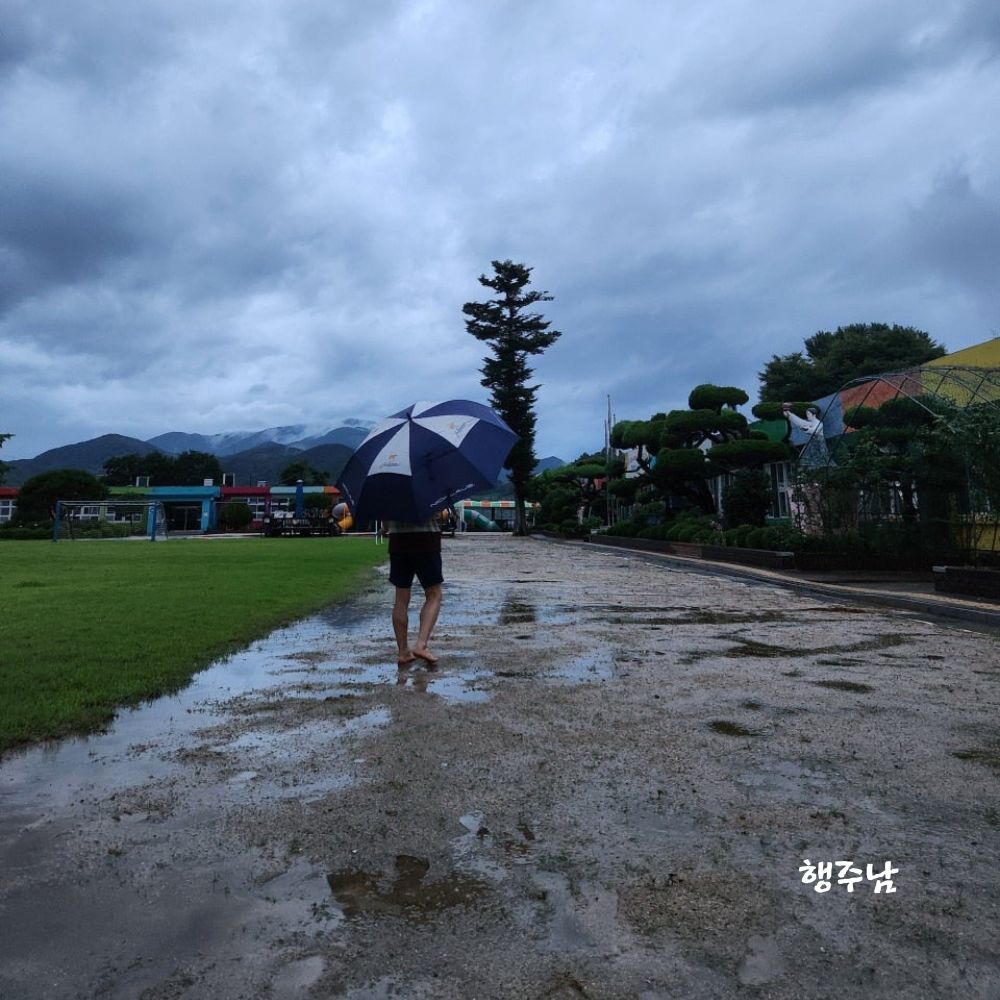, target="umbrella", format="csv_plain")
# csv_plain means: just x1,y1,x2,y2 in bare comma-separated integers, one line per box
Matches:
337,399,517,524
293,479,305,517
